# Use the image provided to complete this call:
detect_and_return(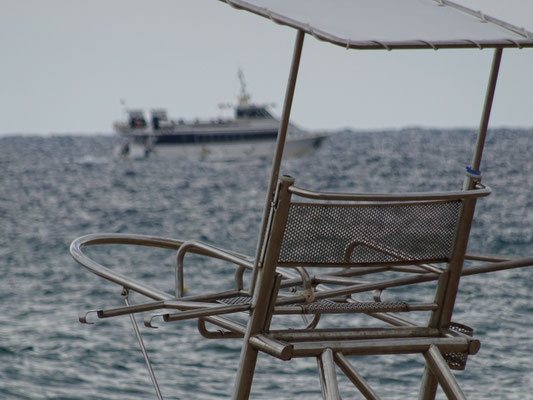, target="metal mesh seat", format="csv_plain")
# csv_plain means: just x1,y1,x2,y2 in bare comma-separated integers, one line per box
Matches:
297,299,411,313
